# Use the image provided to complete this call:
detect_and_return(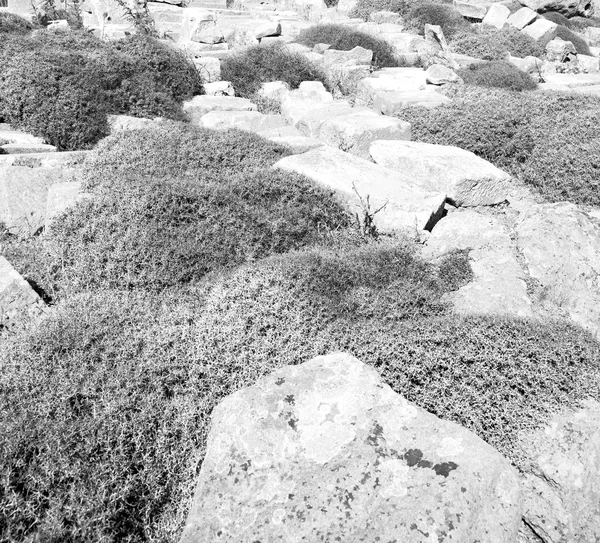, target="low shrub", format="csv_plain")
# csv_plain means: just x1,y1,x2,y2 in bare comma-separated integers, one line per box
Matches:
555,23,591,55
0,33,202,150
404,1,470,39
2,244,599,542
349,0,412,20
48,167,349,292
220,43,329,99
0,12,36,37
458,60,538,91
568,15,600,31
78,123,292,191
295,23,399,68
402,87,600,205
451,26,544,60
